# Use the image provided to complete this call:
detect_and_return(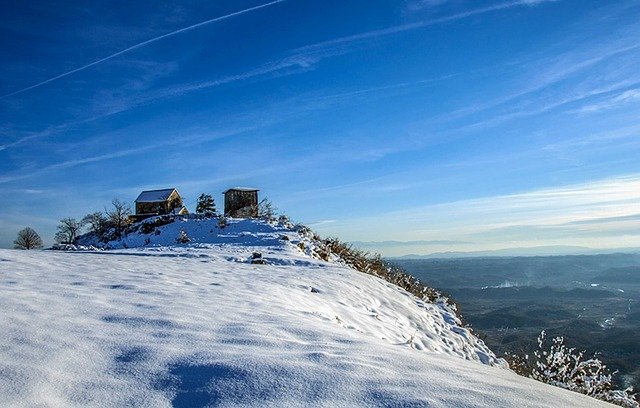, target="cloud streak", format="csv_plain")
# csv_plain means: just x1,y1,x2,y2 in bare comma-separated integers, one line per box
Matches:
318,174,640,251
0,0,559,151
578,88,640,113
0,0,286,99
351,240,472,247
293,0,558,58
0,124,260,185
